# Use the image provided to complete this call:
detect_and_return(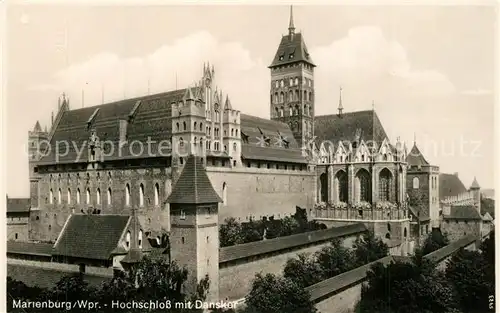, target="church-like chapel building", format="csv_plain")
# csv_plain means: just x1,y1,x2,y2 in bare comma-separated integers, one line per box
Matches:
27,7,442,255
